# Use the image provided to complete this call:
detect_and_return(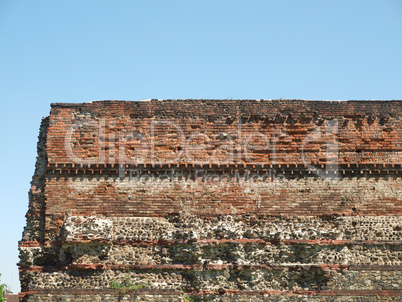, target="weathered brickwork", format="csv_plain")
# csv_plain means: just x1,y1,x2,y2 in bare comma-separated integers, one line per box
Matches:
19,100,402,301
